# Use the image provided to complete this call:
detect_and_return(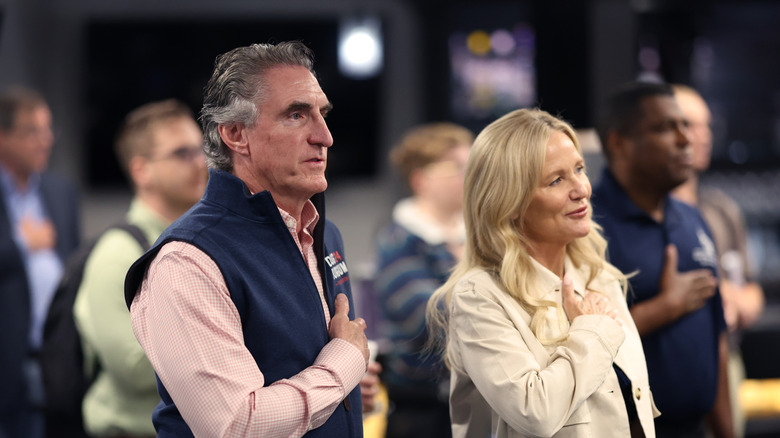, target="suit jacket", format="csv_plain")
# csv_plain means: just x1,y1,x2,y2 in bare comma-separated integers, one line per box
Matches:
447,256,659,438
0,172,80,418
